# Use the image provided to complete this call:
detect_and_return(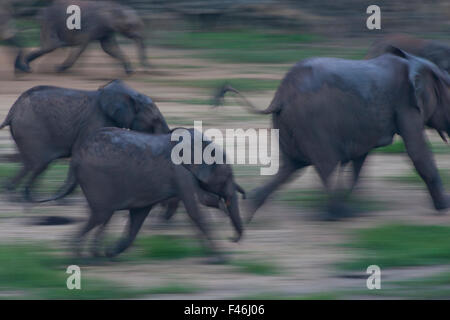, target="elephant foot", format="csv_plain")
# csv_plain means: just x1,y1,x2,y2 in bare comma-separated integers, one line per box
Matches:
205,254,228,265
14,55,31,74
55,64,71,73
433,195,450,212
322,201,355,221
